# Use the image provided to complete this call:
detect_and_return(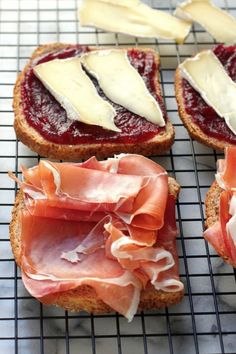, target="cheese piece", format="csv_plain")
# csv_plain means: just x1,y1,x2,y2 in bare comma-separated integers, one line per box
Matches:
179,50,236,135
100,0,139,6
175,0,236,43
81,50,165,127
79,0,191,44
33,58,120,132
